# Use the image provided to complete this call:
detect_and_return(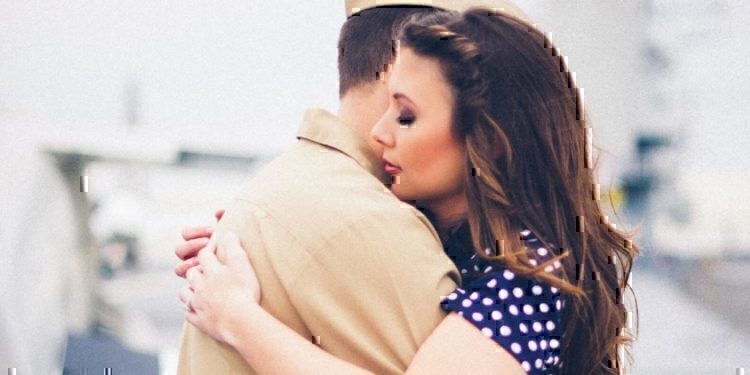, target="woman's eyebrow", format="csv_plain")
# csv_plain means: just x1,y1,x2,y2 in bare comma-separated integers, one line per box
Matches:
393,92,416,106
